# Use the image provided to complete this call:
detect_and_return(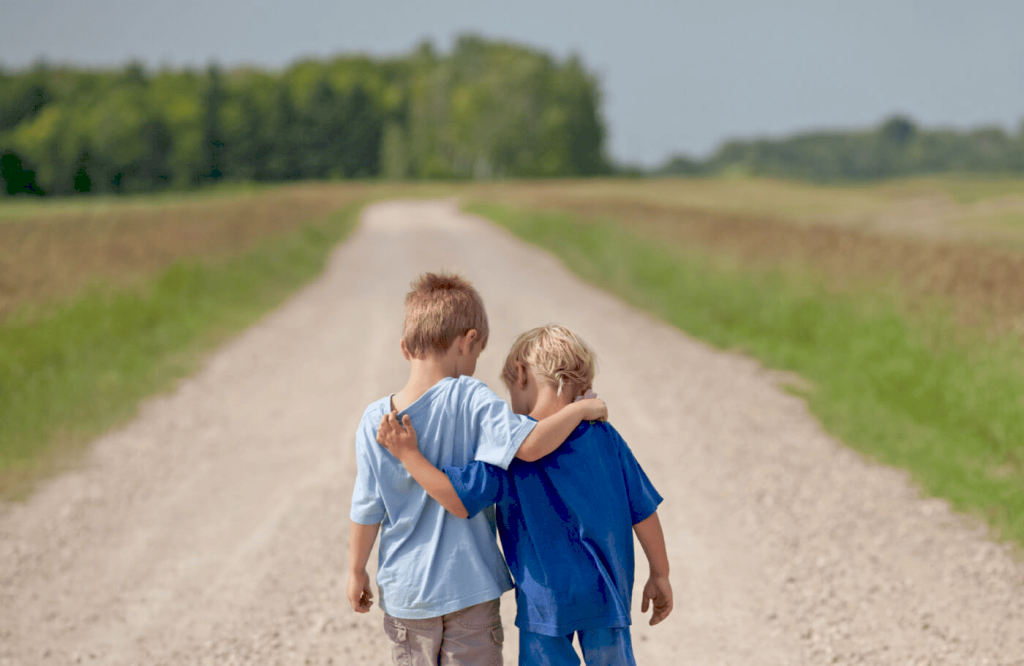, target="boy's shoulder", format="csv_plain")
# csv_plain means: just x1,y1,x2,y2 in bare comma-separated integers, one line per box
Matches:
359,395,392,424
451,374,490,392
565,420,638,463
568,419,622,444
439,375,501,407
358,377,494,423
